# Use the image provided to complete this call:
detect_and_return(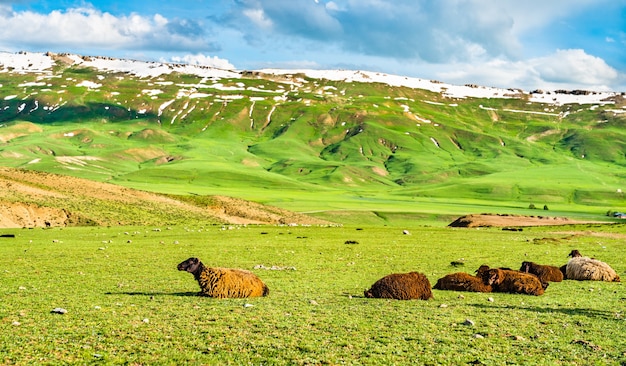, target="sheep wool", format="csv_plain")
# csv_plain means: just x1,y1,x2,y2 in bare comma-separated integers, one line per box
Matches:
177,257,270,298
520,261,564,283
433,272,492,292
480,268,546,296
365,272,433,300
565,256,620,282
